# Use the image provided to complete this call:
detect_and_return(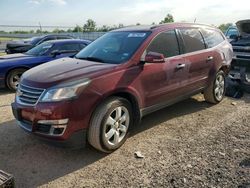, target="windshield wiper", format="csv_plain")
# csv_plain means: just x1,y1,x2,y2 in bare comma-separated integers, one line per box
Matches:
76,56,105,63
